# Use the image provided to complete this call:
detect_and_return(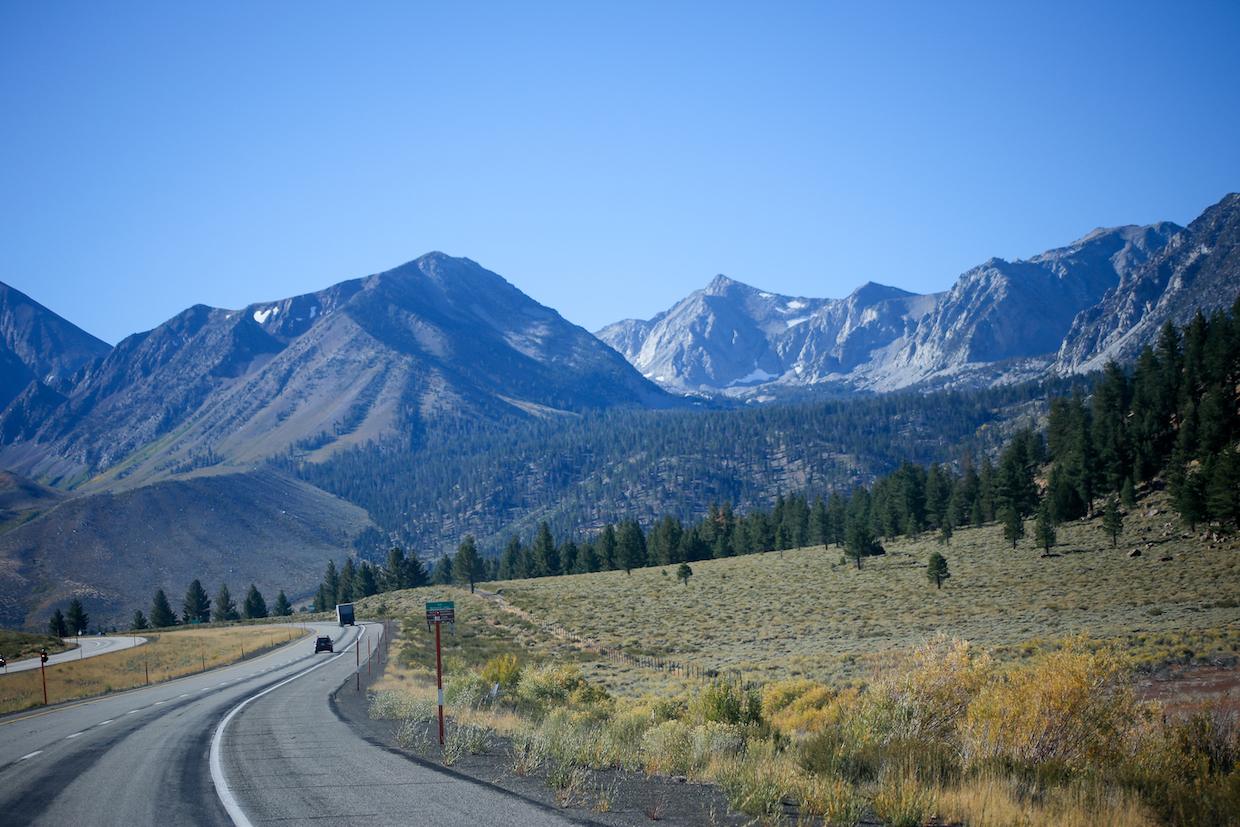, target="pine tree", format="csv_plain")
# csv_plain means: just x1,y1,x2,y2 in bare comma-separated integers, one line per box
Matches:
66,598,89,636
926,551,950,589
498,535,524,580
322,561,340,605
1001,506,1024,549
597,524,618,571
1102,496,1124,548
272,590,293,617
383,547,408,591
616,519,646,574
405,554,429,589
844,487,874,569
356,562,379,597
337,558,356,604
183,580,211,623
213,583,239,622
453,535,483,592
49,608,68,637
676,562,693,586
150,589,178,627
1034,503,1057,555
431,555,453,585
242,584,268,619
130,610,150,631
530,522,558,577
